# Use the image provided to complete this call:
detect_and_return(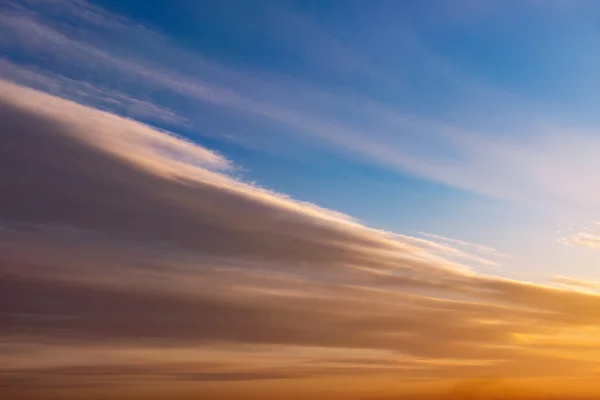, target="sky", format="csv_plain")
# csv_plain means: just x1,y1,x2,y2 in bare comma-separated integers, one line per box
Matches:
3,0,600,399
